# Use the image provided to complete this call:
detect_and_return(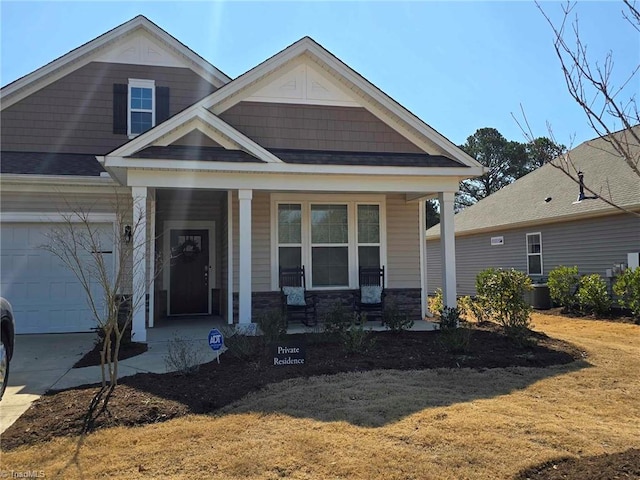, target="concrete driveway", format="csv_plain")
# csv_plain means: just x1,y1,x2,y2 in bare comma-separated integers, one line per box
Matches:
0,333,95,434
